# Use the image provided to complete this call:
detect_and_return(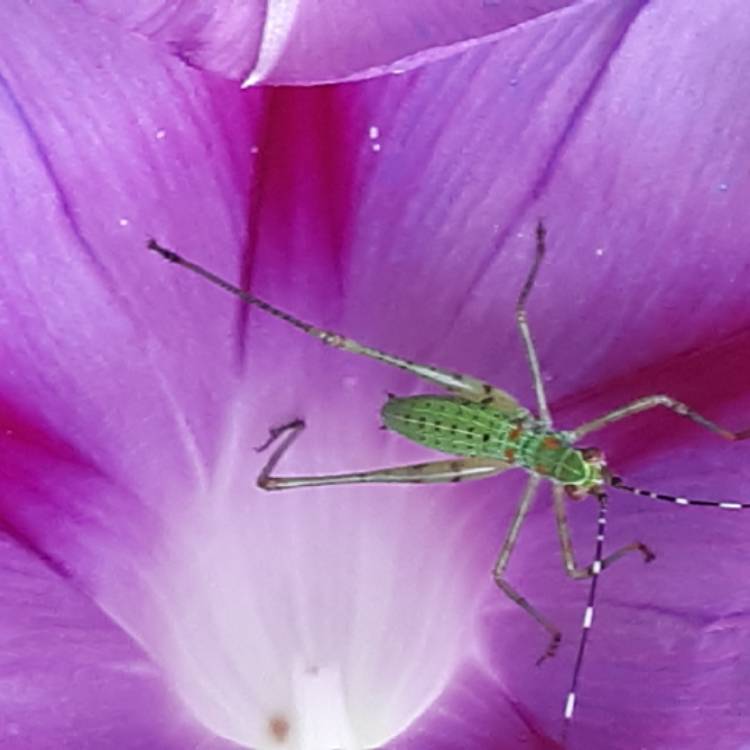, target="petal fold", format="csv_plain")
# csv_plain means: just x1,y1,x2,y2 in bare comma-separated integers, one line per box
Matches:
80,0,582,83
